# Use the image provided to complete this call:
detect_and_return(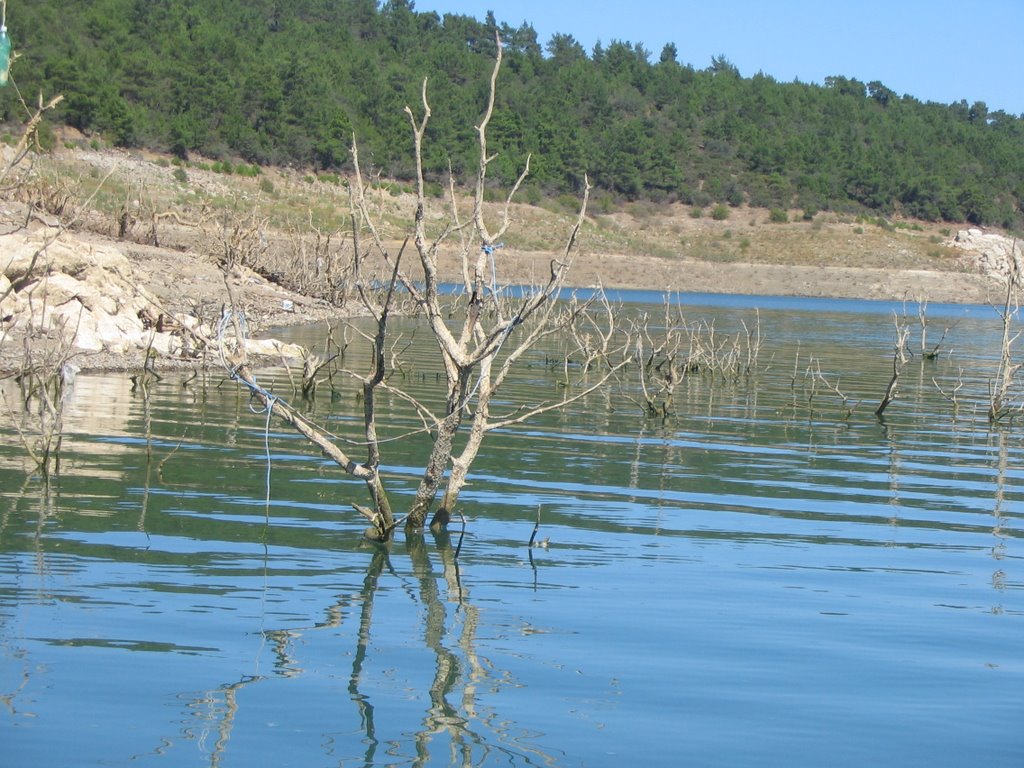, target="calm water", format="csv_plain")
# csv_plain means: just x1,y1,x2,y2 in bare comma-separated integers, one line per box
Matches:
1,294,1022,767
